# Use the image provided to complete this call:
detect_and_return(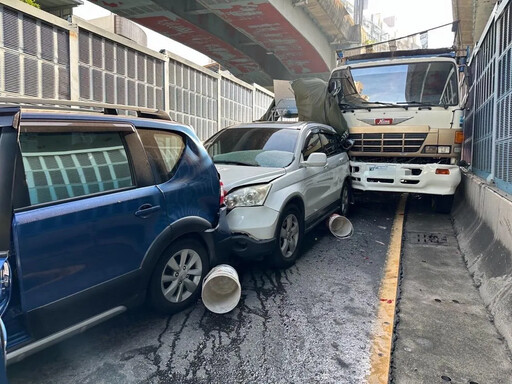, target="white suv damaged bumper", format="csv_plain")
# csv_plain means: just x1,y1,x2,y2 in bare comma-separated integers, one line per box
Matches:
350,161,461,195
226,206,280,241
